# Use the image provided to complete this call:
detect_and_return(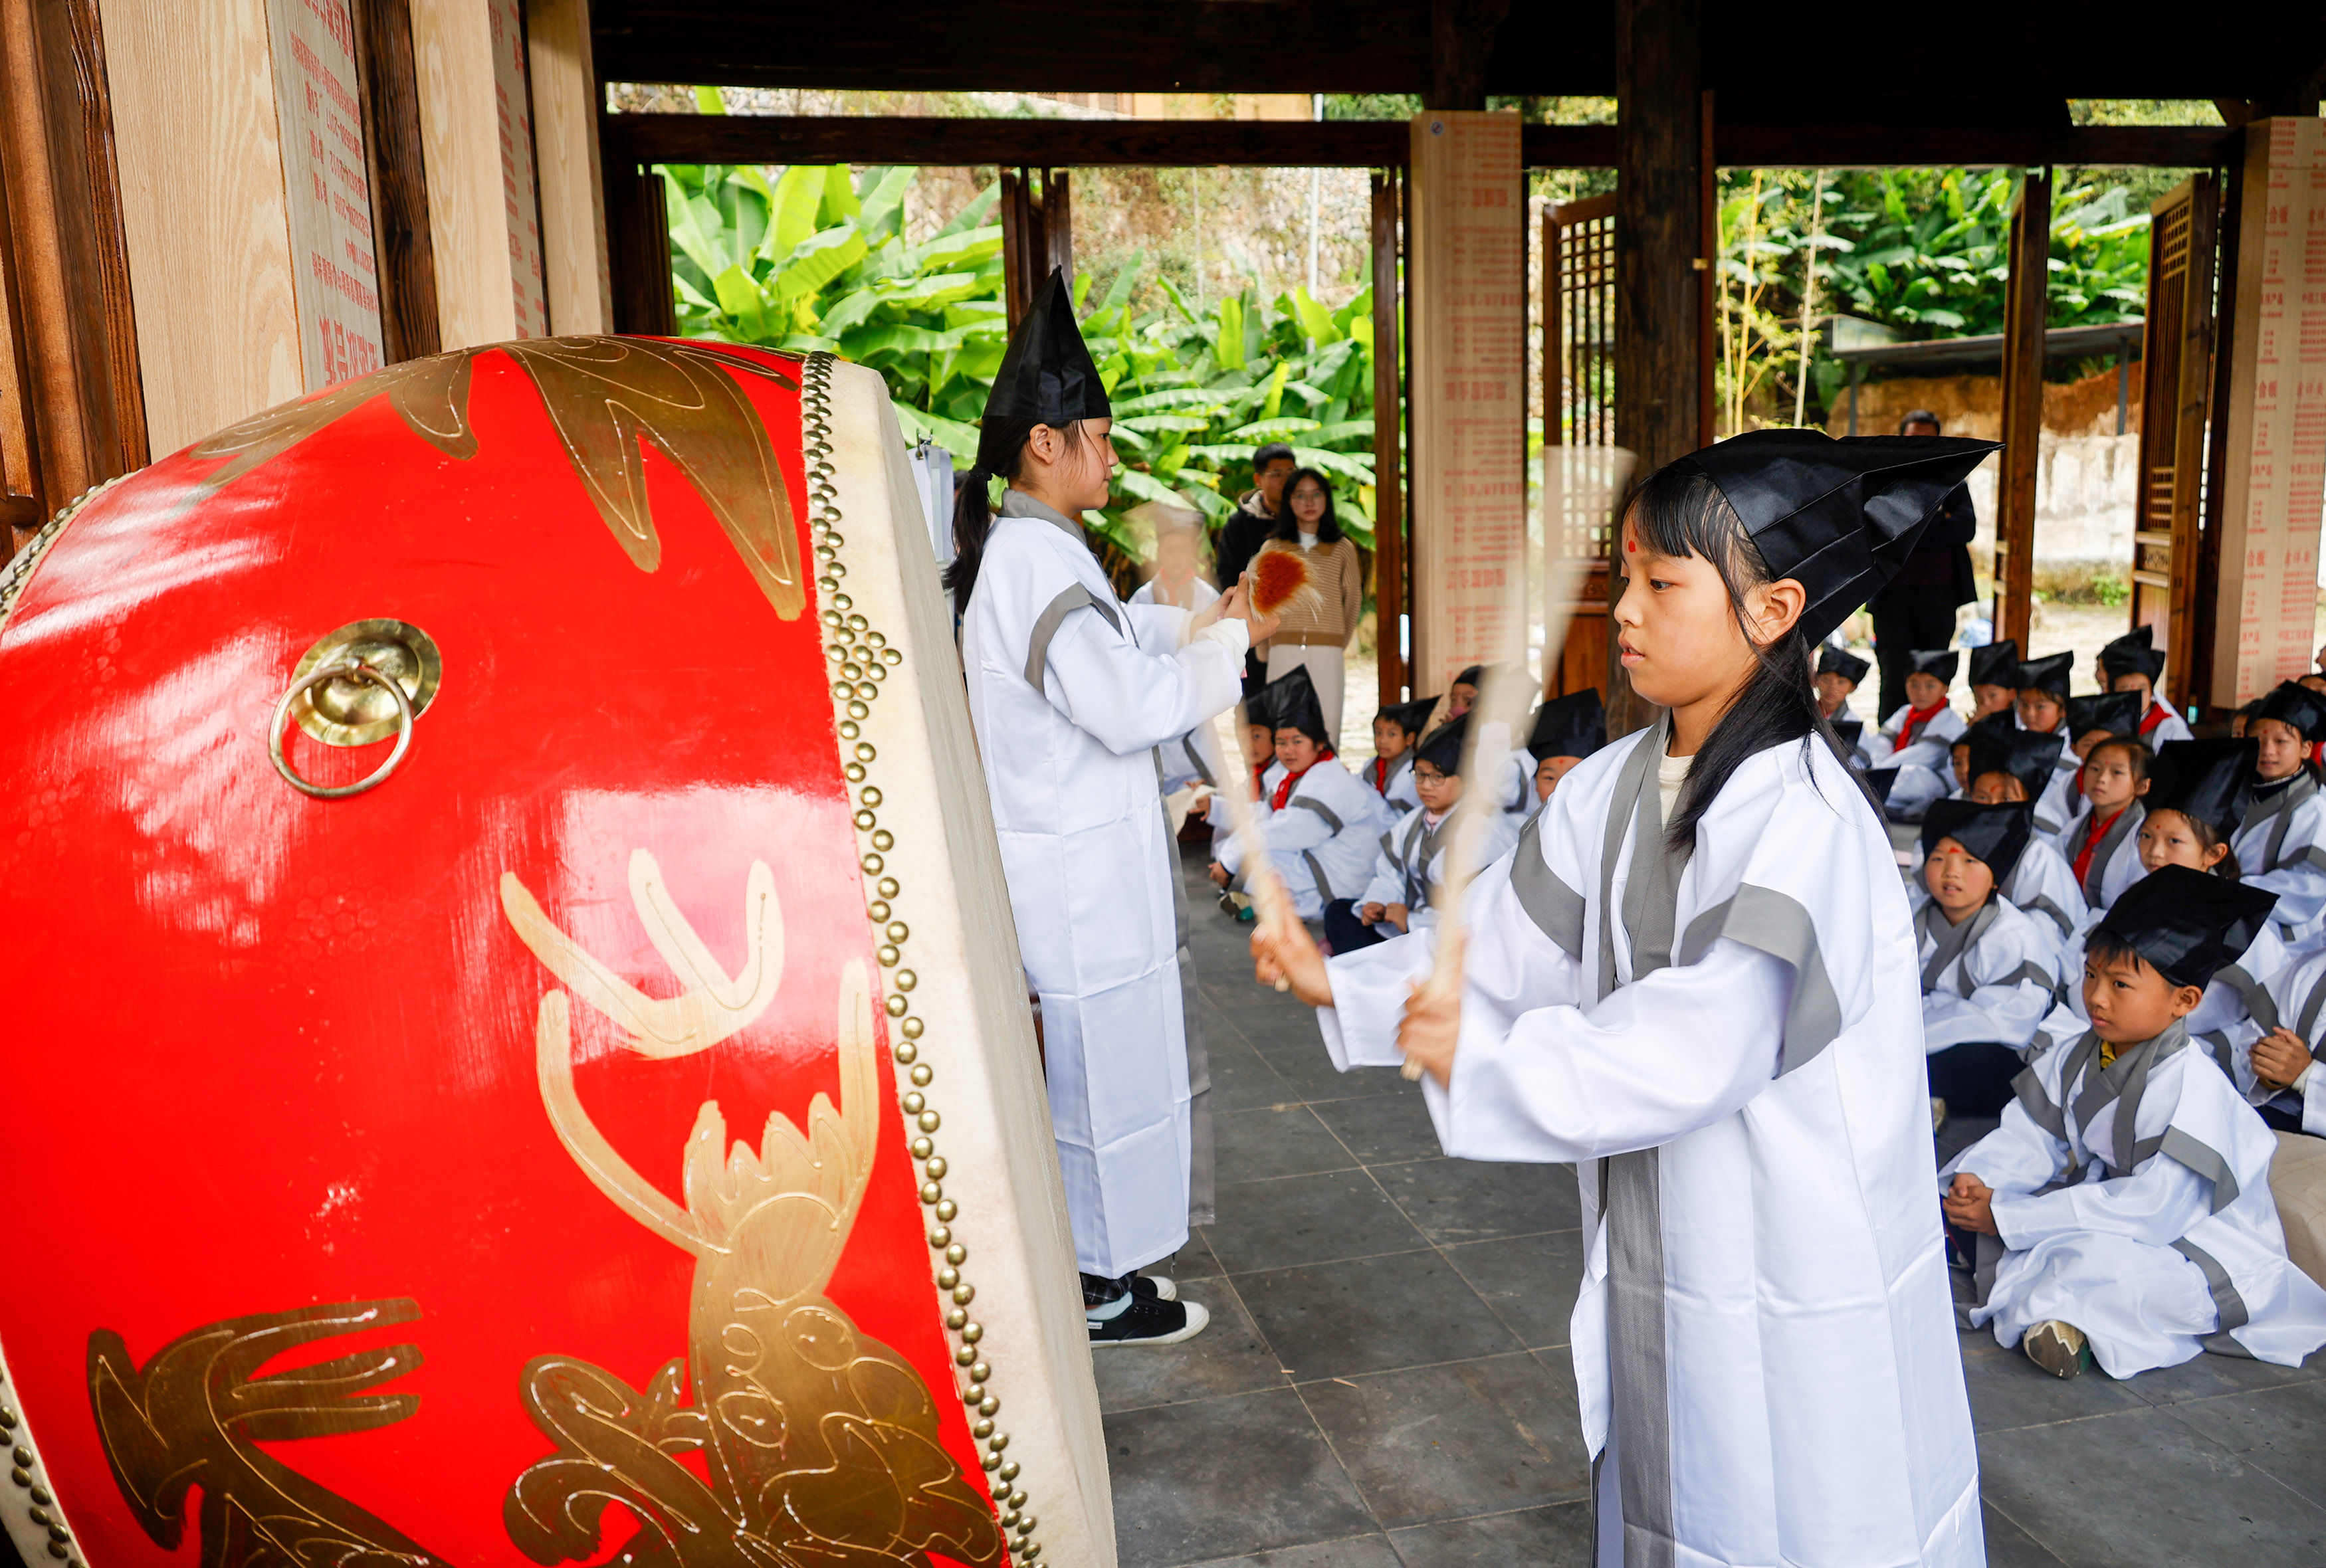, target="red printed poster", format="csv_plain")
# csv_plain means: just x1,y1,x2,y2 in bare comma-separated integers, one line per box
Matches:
487,0,550,338
267,0,387,389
